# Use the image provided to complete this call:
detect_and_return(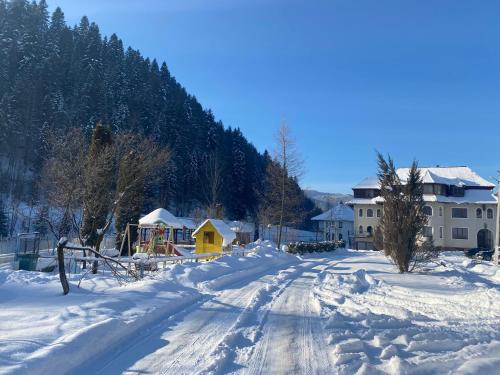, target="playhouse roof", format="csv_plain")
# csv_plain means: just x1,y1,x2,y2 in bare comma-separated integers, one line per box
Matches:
192,219,237,246
138,208,184,229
